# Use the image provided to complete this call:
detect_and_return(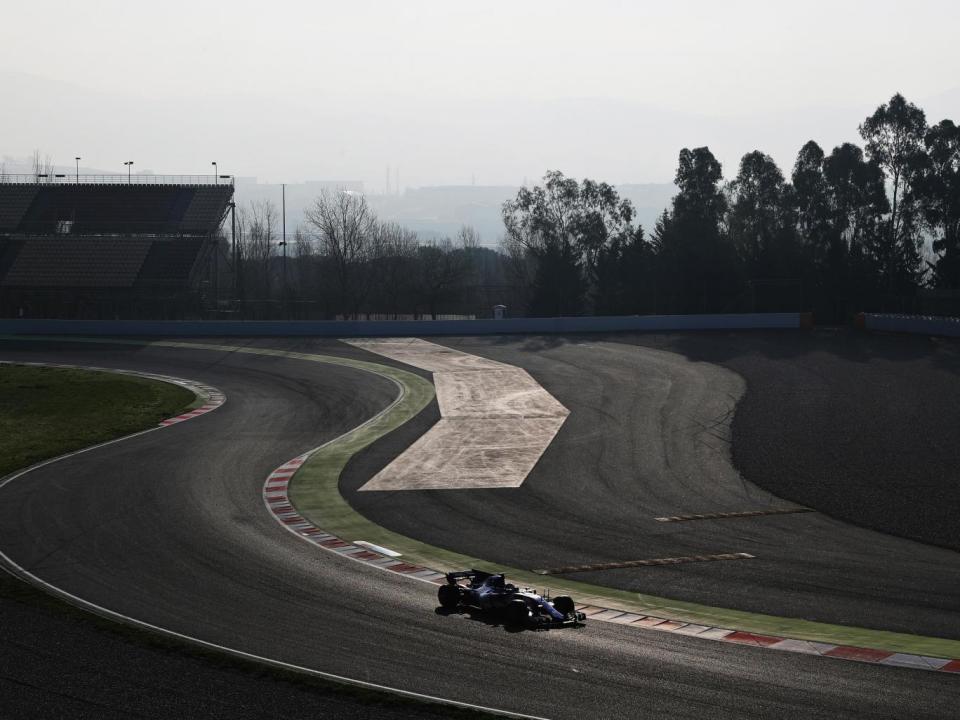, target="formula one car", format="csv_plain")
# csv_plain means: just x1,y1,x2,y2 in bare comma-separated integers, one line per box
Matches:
437,570,586,628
